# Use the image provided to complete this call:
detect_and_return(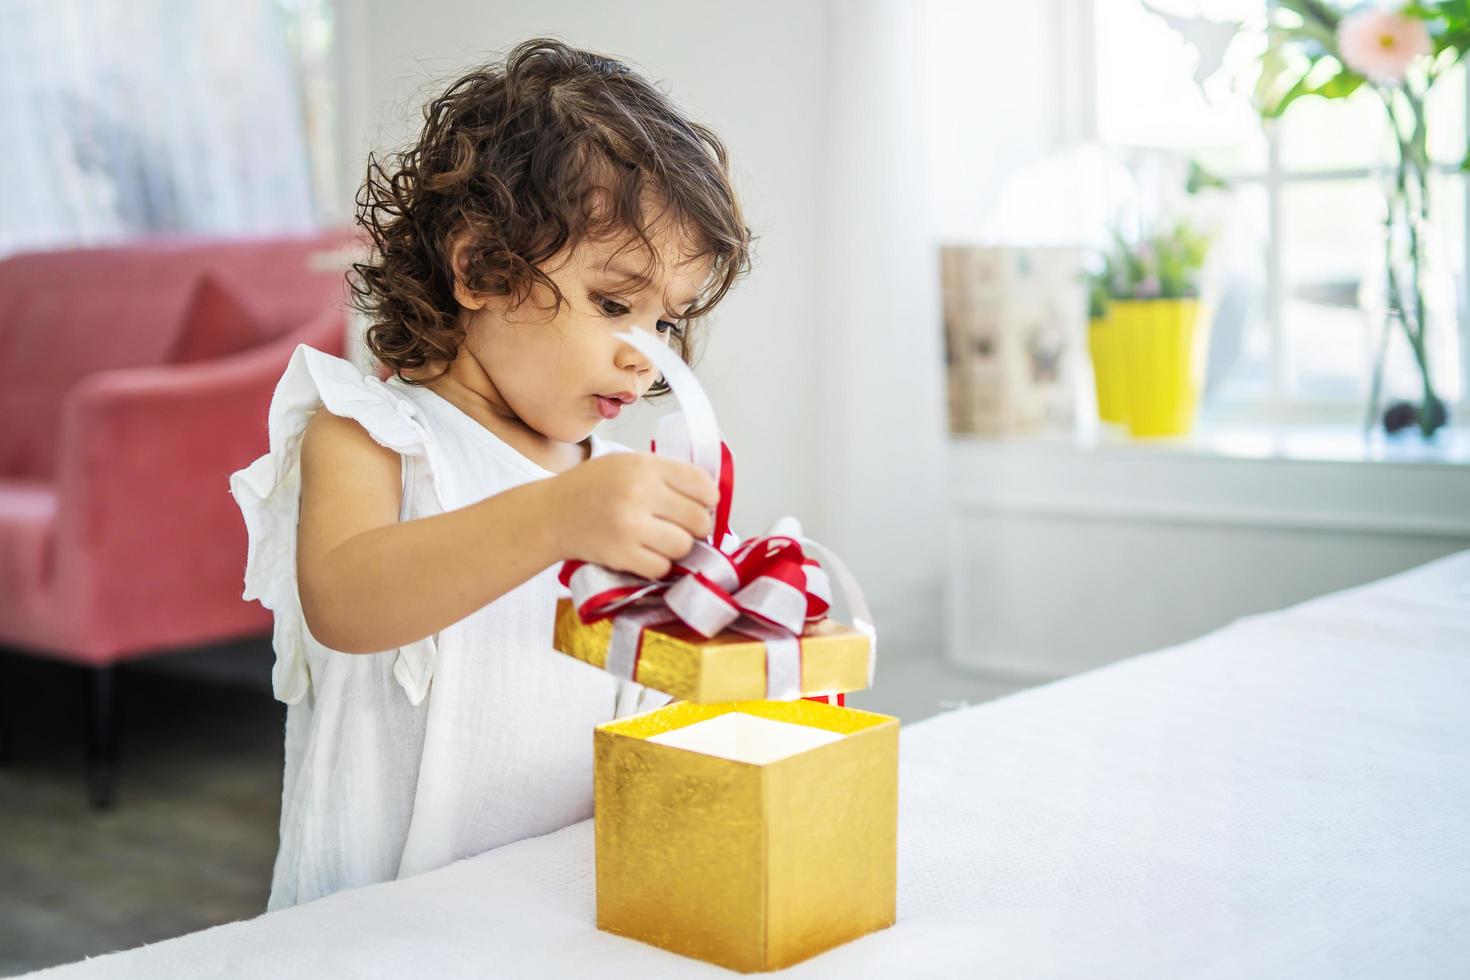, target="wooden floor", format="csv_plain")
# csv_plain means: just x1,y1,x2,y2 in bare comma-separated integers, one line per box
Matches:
0,640,1023,976
0,646,285,977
